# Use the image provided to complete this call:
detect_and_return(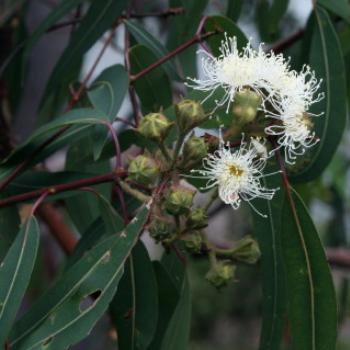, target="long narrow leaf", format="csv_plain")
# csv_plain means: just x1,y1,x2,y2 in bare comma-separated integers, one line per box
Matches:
0,217,40,345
